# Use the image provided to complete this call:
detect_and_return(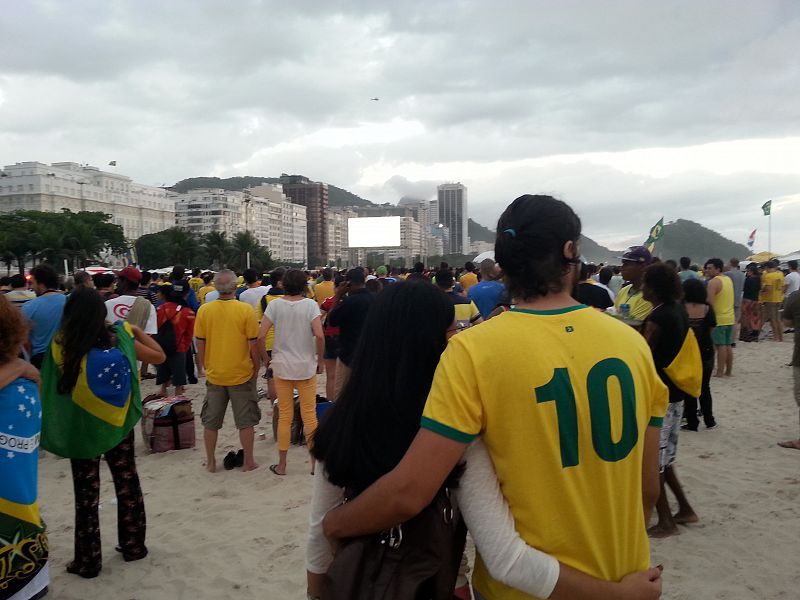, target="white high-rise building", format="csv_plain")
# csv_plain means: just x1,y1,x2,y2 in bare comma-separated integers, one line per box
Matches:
436,183,469,255
174,185,308,265
327,207,358,266
0,161,174,240
175,188,244,239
